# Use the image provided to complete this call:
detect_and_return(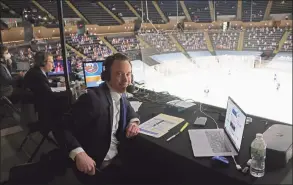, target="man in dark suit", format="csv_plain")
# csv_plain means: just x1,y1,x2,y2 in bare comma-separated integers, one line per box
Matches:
62,53,140,184
23,51,67,126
